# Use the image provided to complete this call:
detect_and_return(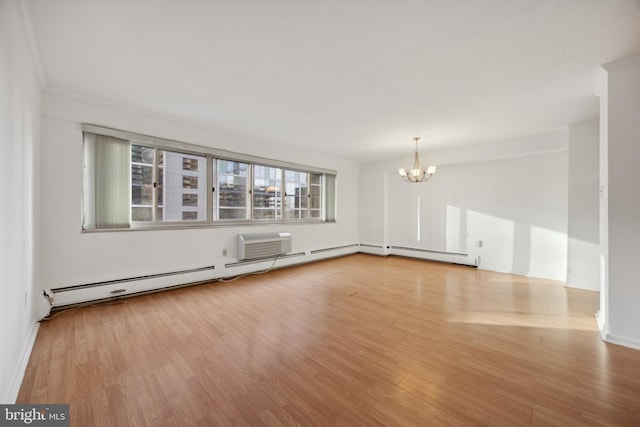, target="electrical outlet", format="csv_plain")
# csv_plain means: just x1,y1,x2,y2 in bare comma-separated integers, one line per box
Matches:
476,240,483,248
222,248,228,256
